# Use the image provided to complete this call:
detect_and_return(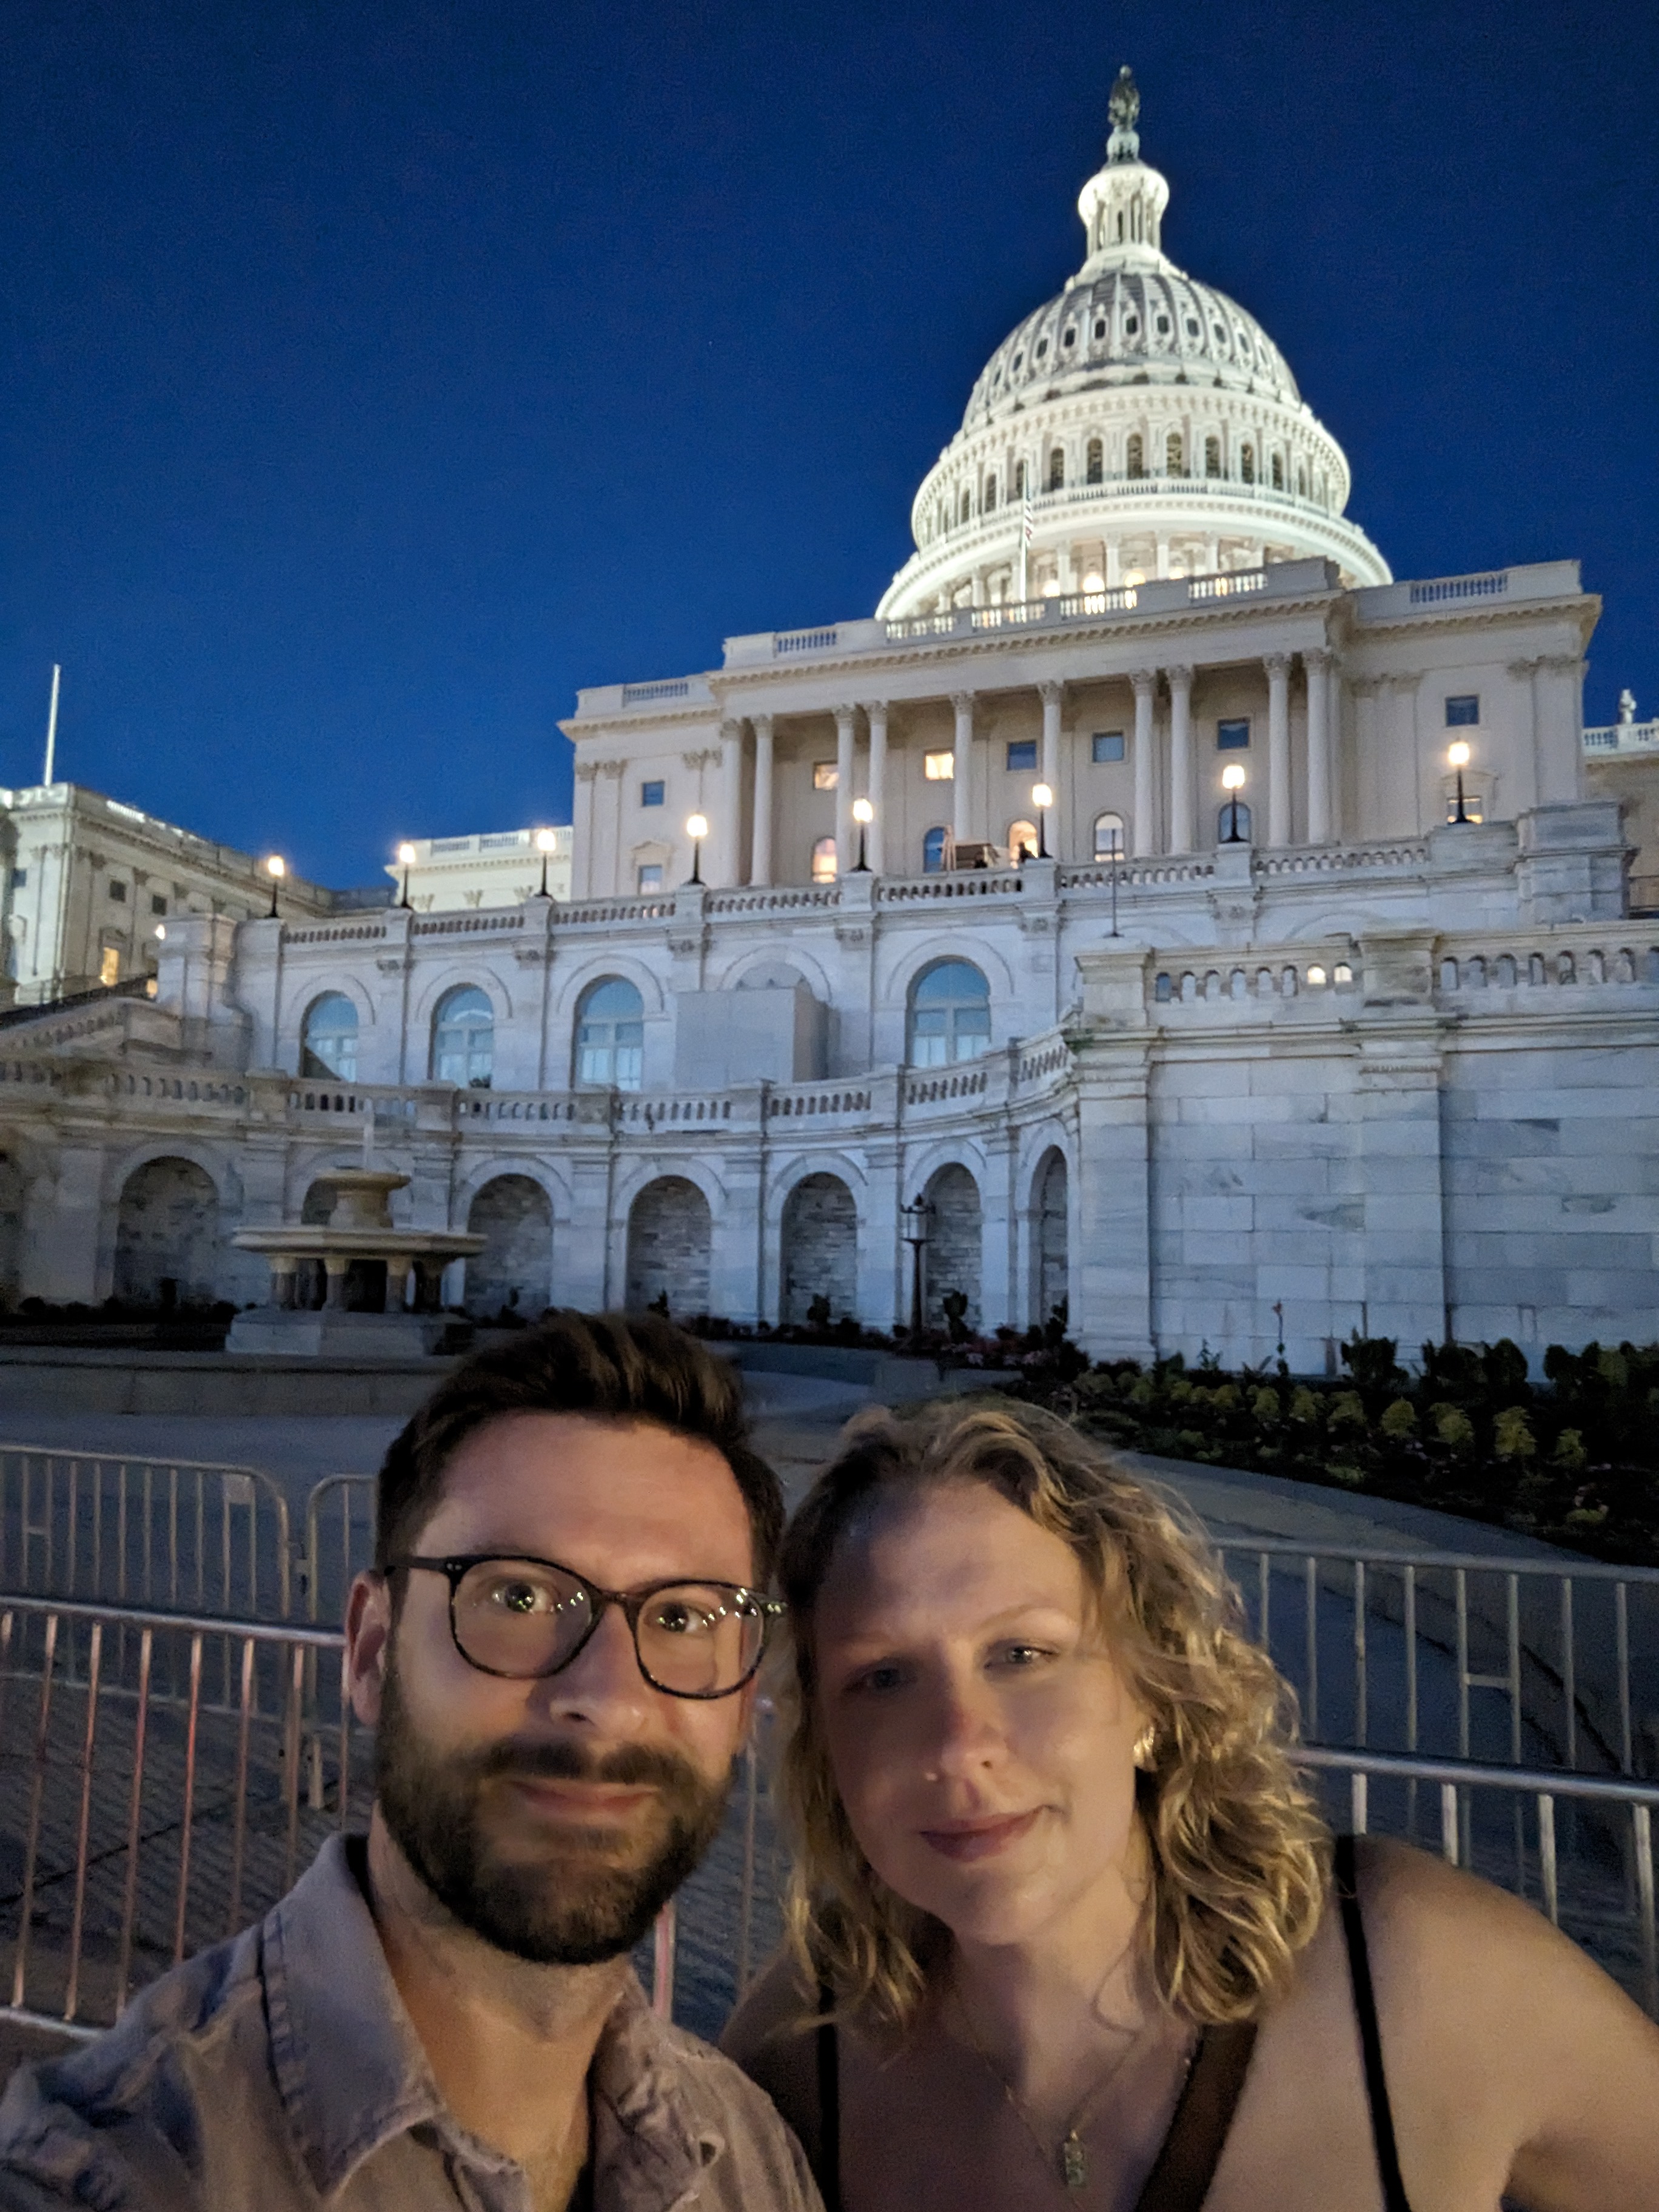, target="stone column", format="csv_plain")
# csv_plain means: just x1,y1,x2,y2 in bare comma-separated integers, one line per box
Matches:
716,721,743,886
951,691,974,847
1039,682,1063,857
834,705,857,876
862,701,888,875
573,762,598,899
1304,647,1333,845
324,1255,349,1310
1534,655,1587,807
1167,665,1195,853
1131,669,1157,856
1265,653,1292,847
749,714,774,886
